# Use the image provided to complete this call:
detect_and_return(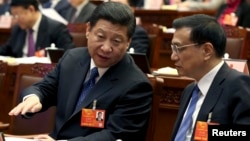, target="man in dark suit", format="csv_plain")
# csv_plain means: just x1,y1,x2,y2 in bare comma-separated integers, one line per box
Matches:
9,2,152,141
170,14,250,141
0,0,74,58
111,0,150,54
65,0,96,23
